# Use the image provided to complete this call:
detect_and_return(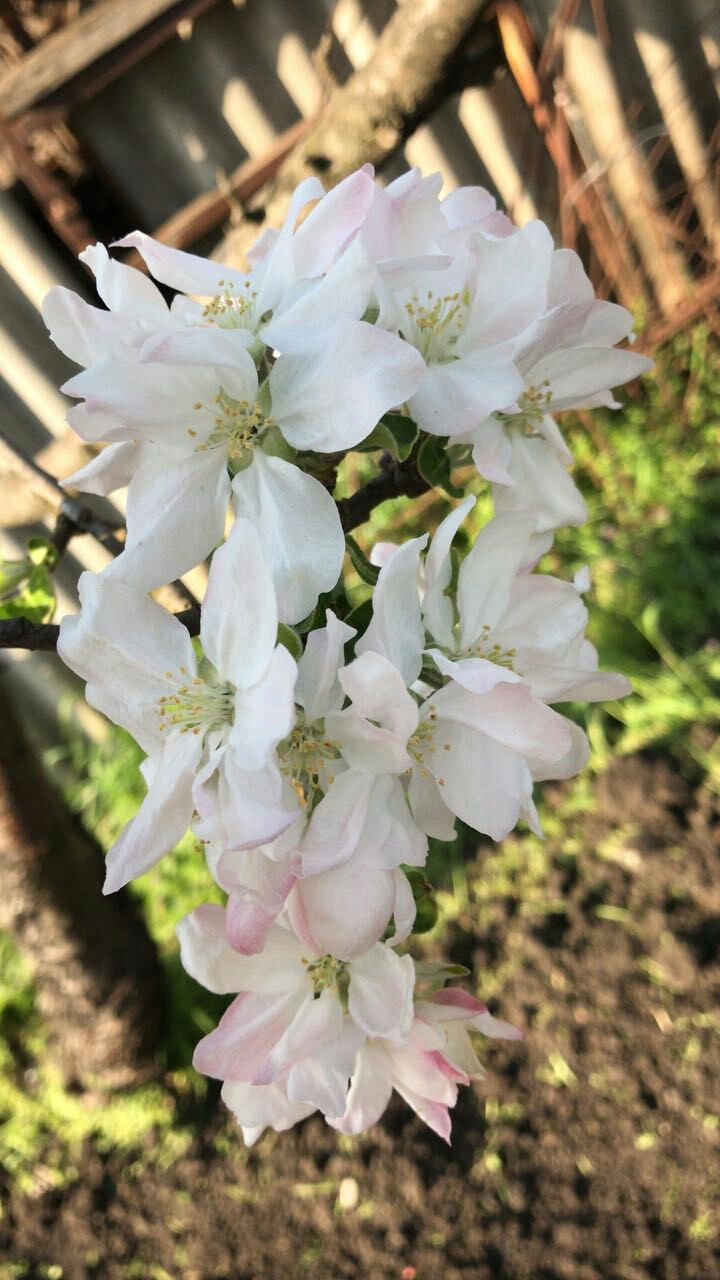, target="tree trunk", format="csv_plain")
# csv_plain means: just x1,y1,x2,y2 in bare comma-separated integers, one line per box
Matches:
0,675,165,1085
